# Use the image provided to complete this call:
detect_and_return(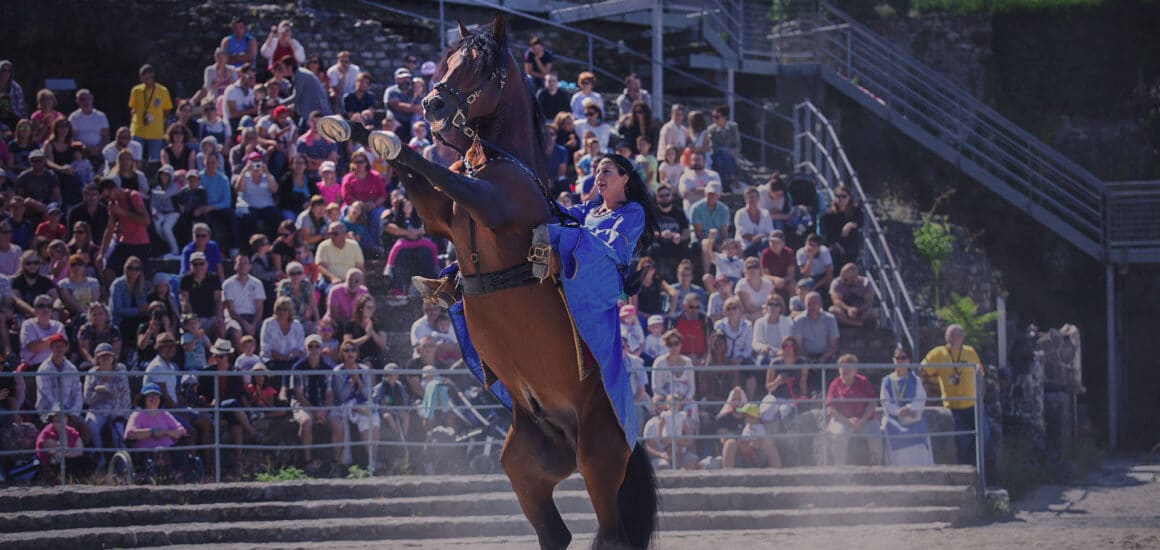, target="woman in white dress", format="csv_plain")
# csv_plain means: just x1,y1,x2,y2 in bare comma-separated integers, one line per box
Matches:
880,346,934,465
